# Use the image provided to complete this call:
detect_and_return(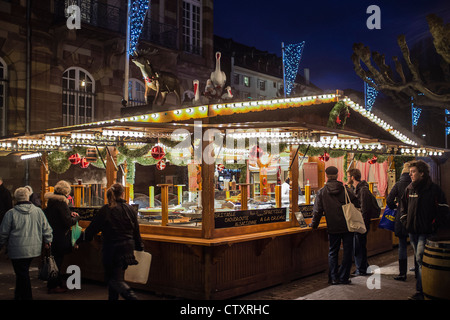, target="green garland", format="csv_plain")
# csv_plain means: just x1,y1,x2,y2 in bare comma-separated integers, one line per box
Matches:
327,101,350,129
48,151,71,174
